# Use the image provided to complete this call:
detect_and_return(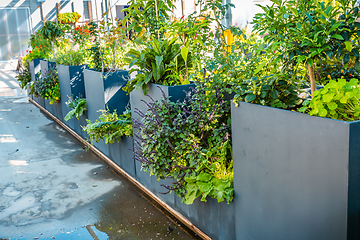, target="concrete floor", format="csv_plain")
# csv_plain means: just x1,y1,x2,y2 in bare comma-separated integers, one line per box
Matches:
0,64,200,239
